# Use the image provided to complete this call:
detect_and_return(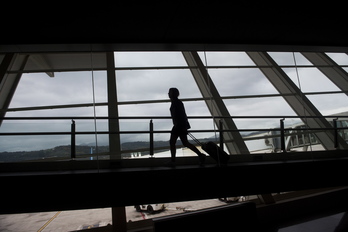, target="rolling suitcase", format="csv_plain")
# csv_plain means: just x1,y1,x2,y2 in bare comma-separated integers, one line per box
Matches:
188,133,230,164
